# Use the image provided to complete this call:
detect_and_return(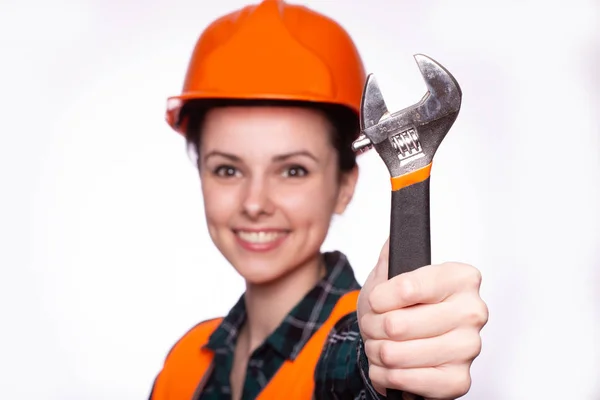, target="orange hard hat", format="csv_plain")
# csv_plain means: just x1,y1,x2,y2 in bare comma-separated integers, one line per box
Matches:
165,0,367,135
